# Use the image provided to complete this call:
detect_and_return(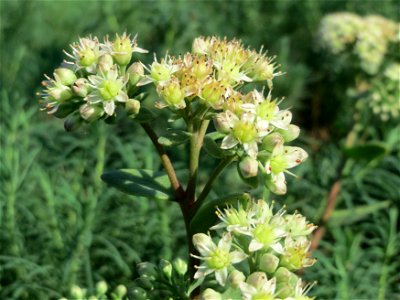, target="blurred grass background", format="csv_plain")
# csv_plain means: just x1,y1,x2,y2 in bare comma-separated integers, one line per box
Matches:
1,0,399,299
